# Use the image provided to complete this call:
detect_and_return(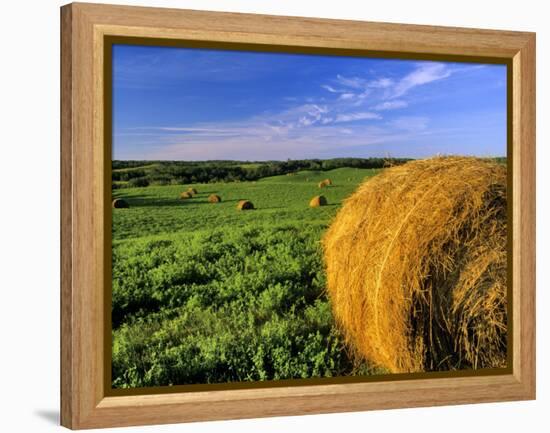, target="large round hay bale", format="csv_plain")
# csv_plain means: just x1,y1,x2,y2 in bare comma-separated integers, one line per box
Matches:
309,195,327,207
323,157,507,373
112,198,129,209
318,179,332,188
187,187,198,195
237,200,254,210
180,191,193,199
208,194,221,203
